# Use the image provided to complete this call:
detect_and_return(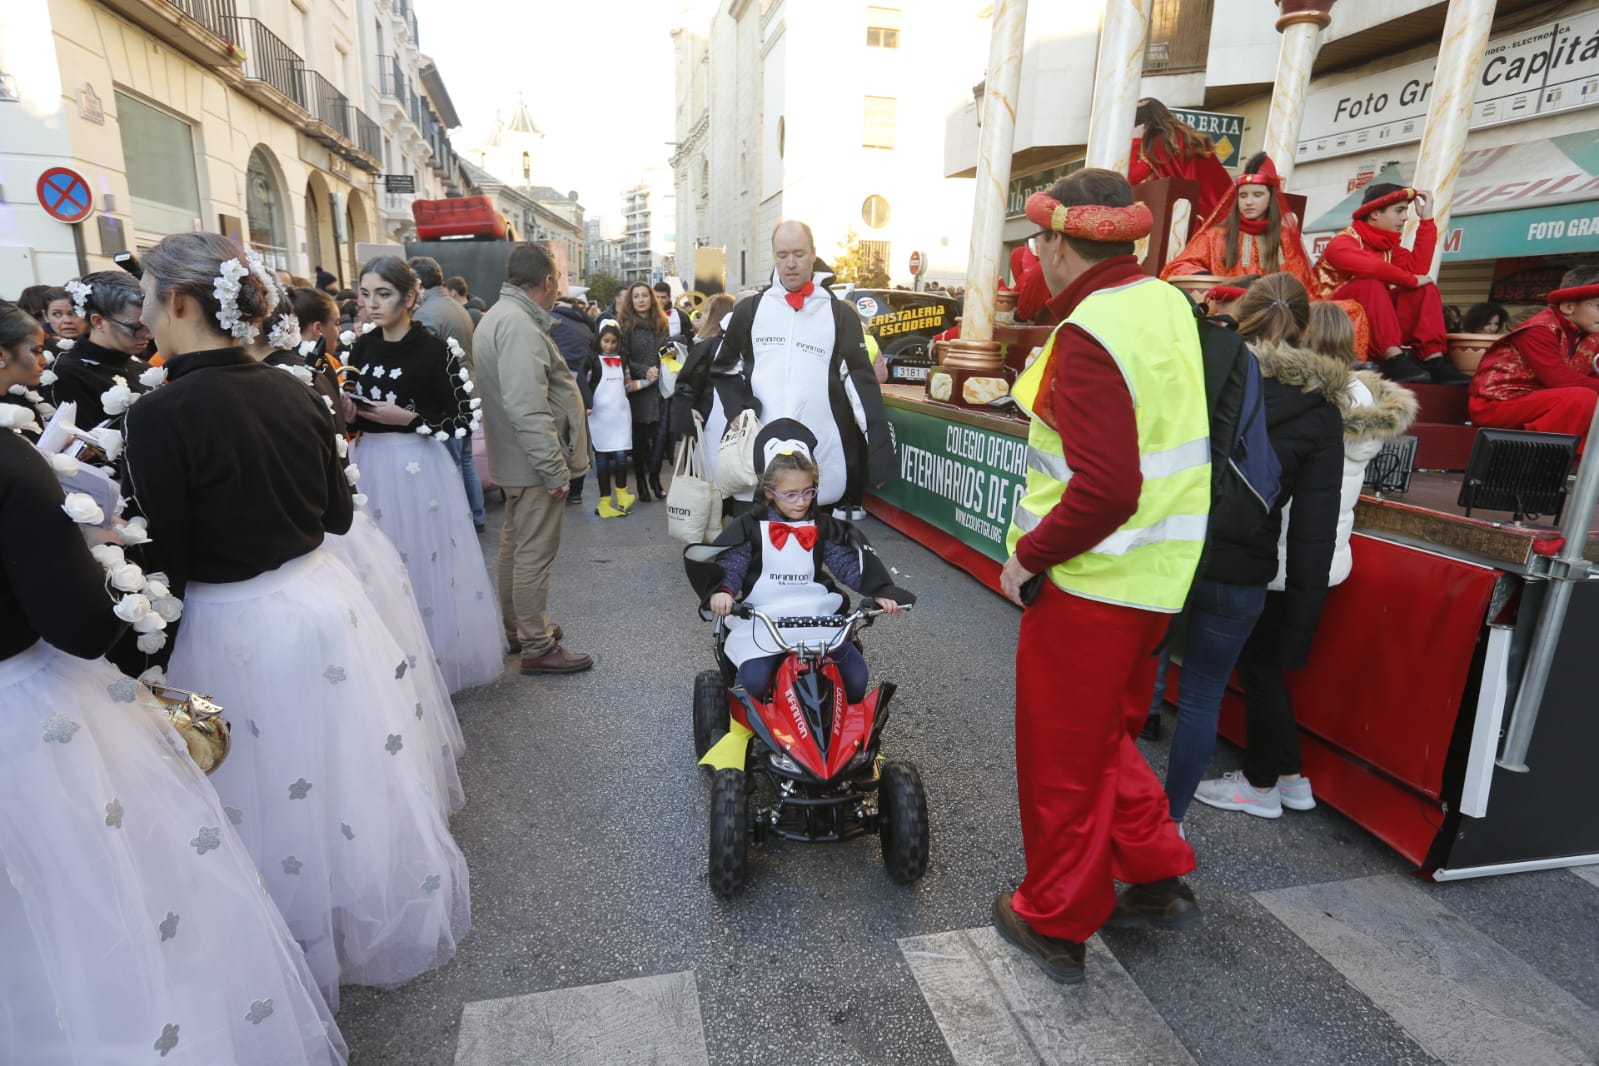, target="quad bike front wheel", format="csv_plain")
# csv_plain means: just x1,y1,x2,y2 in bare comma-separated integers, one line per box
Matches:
879,761,930,884
693,670,727,759
709,768,750,898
